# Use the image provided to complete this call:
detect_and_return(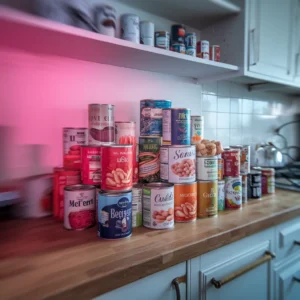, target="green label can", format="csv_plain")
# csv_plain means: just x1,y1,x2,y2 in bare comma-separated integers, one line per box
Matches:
132,183,143,227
